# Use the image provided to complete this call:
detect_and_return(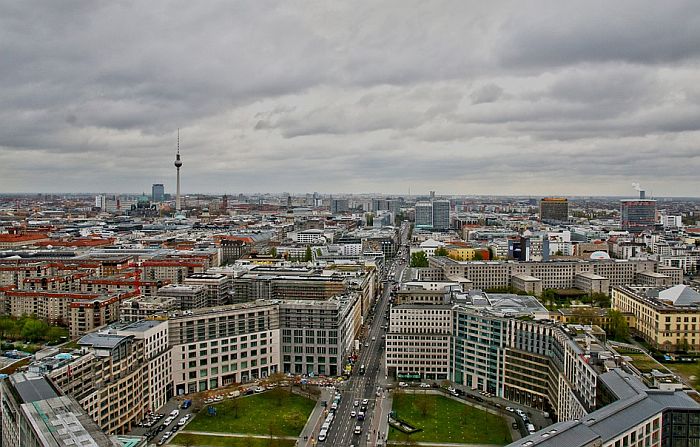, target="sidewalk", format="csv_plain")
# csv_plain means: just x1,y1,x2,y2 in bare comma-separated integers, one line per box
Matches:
298,387,333,447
